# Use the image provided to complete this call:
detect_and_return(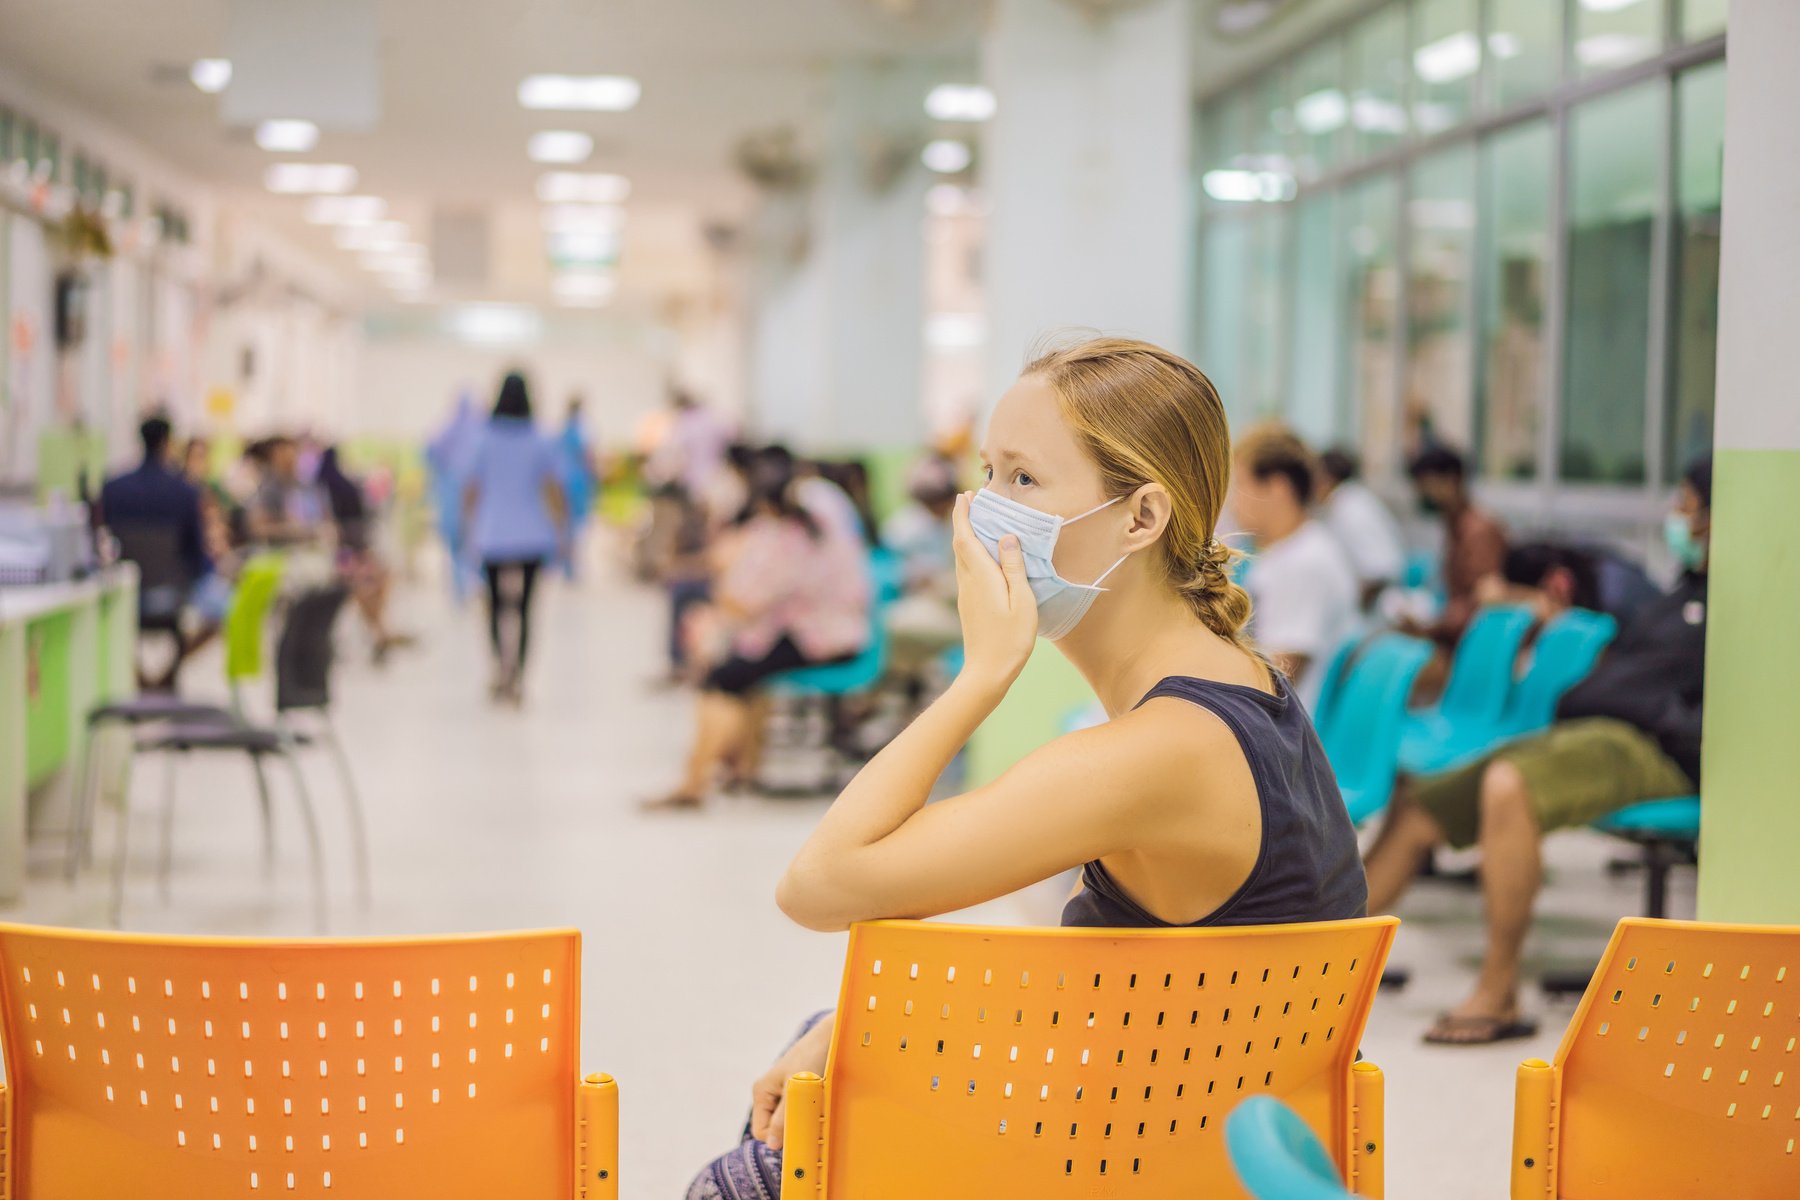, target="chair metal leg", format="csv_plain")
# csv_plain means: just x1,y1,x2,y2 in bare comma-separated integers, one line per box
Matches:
157,750,180,904
109,751,141,928
248,753,277,868
278,750,330,934
67,724,100,881
320,716,372,906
